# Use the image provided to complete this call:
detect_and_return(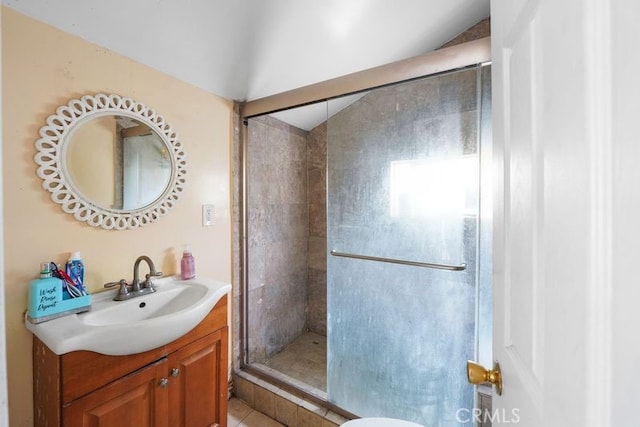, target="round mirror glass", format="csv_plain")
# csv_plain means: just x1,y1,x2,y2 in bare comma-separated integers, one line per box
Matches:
65,115,172,211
